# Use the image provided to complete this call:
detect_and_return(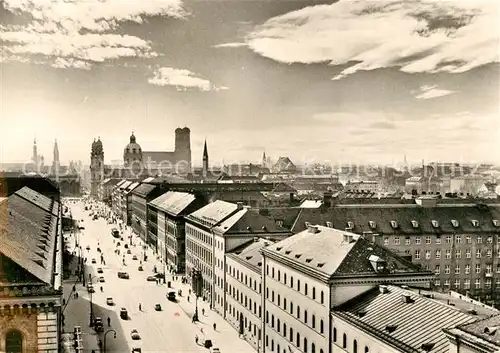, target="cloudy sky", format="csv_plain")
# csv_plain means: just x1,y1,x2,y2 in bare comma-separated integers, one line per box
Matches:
0,0,498,166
